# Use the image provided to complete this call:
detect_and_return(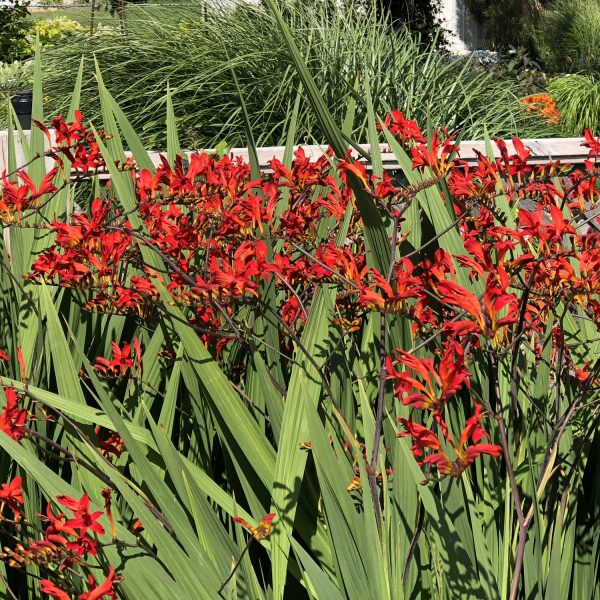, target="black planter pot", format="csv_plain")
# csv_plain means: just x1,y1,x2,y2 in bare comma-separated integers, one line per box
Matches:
10,91,33,130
